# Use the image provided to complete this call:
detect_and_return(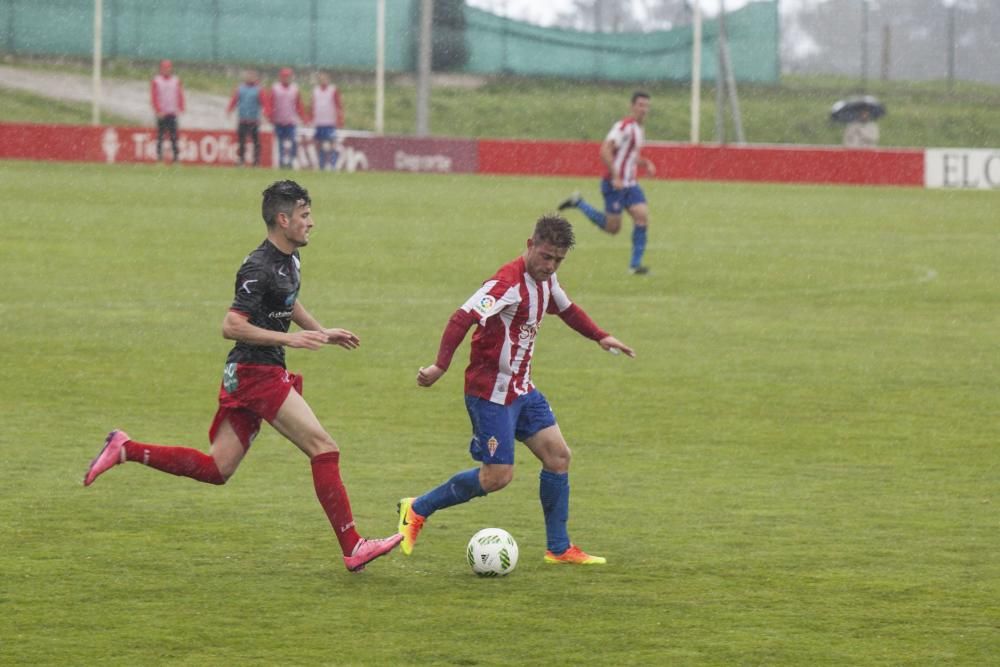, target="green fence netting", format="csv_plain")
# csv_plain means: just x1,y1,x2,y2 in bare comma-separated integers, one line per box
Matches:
0,0,778,83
